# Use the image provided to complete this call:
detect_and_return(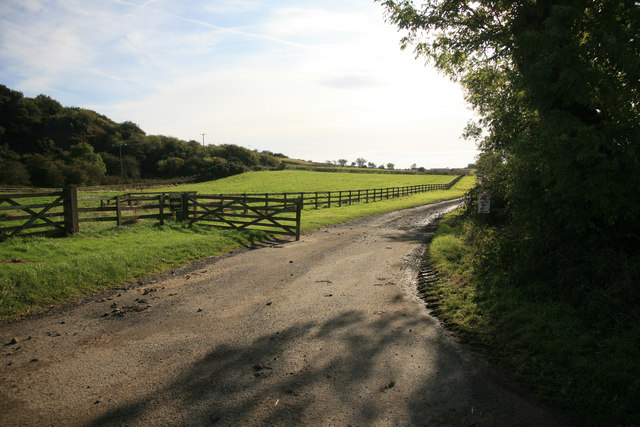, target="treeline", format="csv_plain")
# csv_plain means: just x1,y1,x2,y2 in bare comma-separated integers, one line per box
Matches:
0,84,285,187
382,4,639,316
